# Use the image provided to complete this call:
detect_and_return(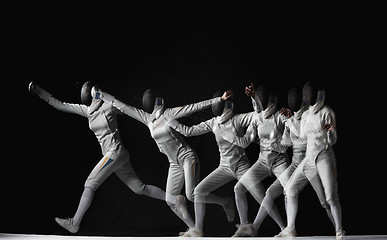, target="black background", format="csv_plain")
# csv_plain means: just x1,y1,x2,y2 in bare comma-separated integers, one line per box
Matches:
3,4,385,237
